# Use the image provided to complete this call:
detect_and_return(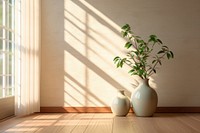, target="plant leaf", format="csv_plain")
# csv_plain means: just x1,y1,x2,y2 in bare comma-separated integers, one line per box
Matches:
152,60,156,64
125,42,132,49
113,56,120,64
157,39,163,44
167,52,171,59
170,51,174,58
122,31,128,37
128,69,135,74
113,56,120,61
133,51,139,56
120,61,123,67
150,35,157,39
157,50,165,54
119,58,126,68
153,69,156,73
121,24,129,30
116,61,120,68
